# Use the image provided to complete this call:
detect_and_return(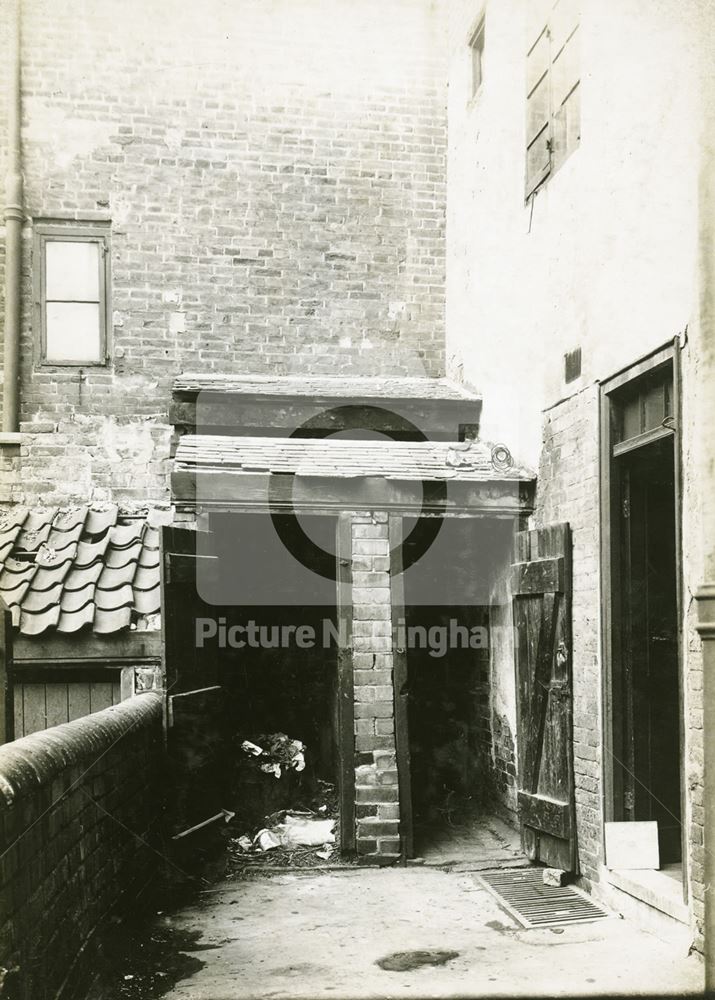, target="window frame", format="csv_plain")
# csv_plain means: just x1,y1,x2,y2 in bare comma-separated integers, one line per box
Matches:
468,14,486,102
34,221,111,368
525,1,580,201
